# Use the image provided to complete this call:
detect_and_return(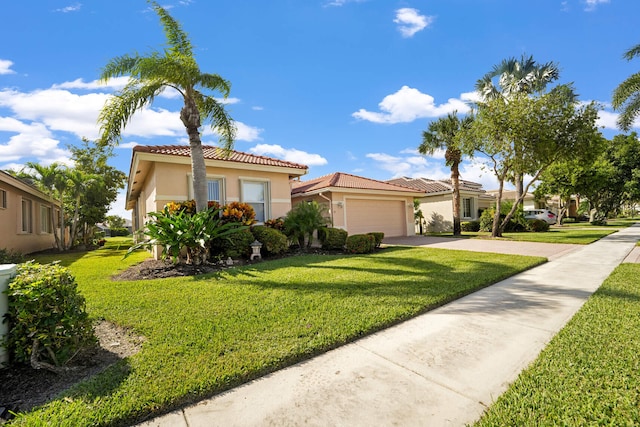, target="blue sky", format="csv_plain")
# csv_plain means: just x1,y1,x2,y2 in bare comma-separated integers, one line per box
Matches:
0,0,637,218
